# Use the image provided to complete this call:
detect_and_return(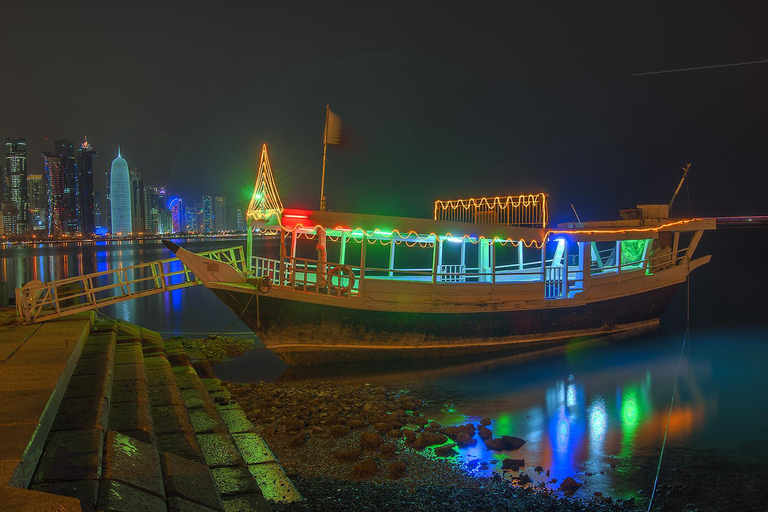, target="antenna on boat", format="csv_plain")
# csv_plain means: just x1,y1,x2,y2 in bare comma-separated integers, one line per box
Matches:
668,163,692,214
570,204,584,227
